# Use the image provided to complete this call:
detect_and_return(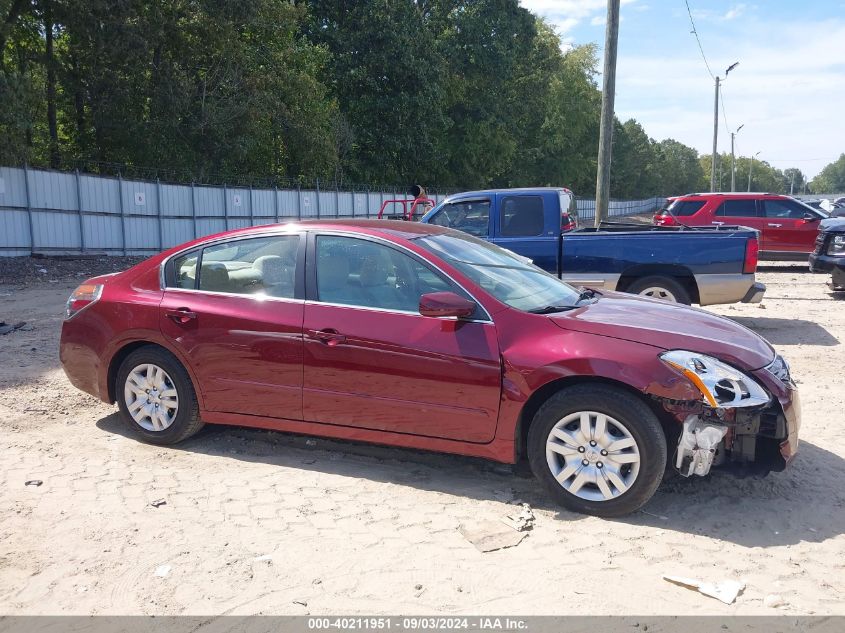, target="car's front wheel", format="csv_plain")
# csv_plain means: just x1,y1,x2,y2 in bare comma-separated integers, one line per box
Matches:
527,384,666,517
116,346,203,445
